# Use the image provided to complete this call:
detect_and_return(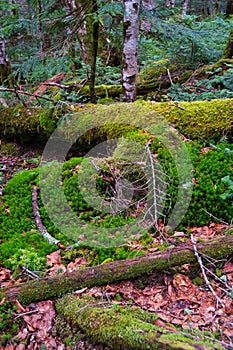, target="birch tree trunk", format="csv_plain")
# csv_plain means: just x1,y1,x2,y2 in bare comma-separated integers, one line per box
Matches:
182,0,189,16
166,0,175,9
0,26,12,87
122,0,140,102
141,0,154,32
